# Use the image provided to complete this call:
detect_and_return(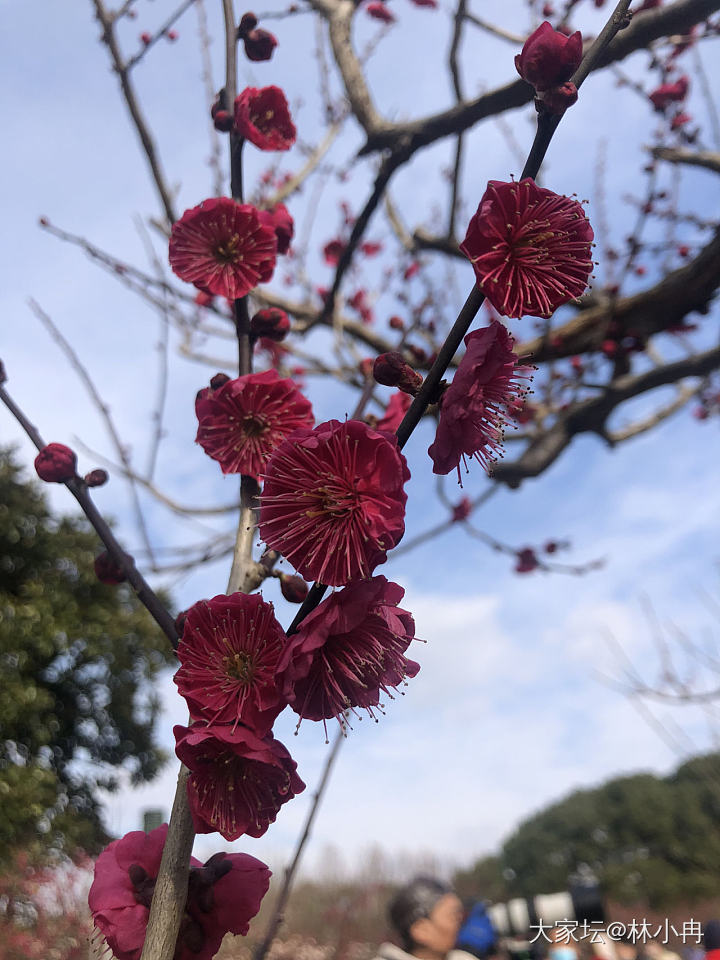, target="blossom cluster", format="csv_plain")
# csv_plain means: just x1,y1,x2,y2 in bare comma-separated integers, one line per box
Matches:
86,19,598,960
